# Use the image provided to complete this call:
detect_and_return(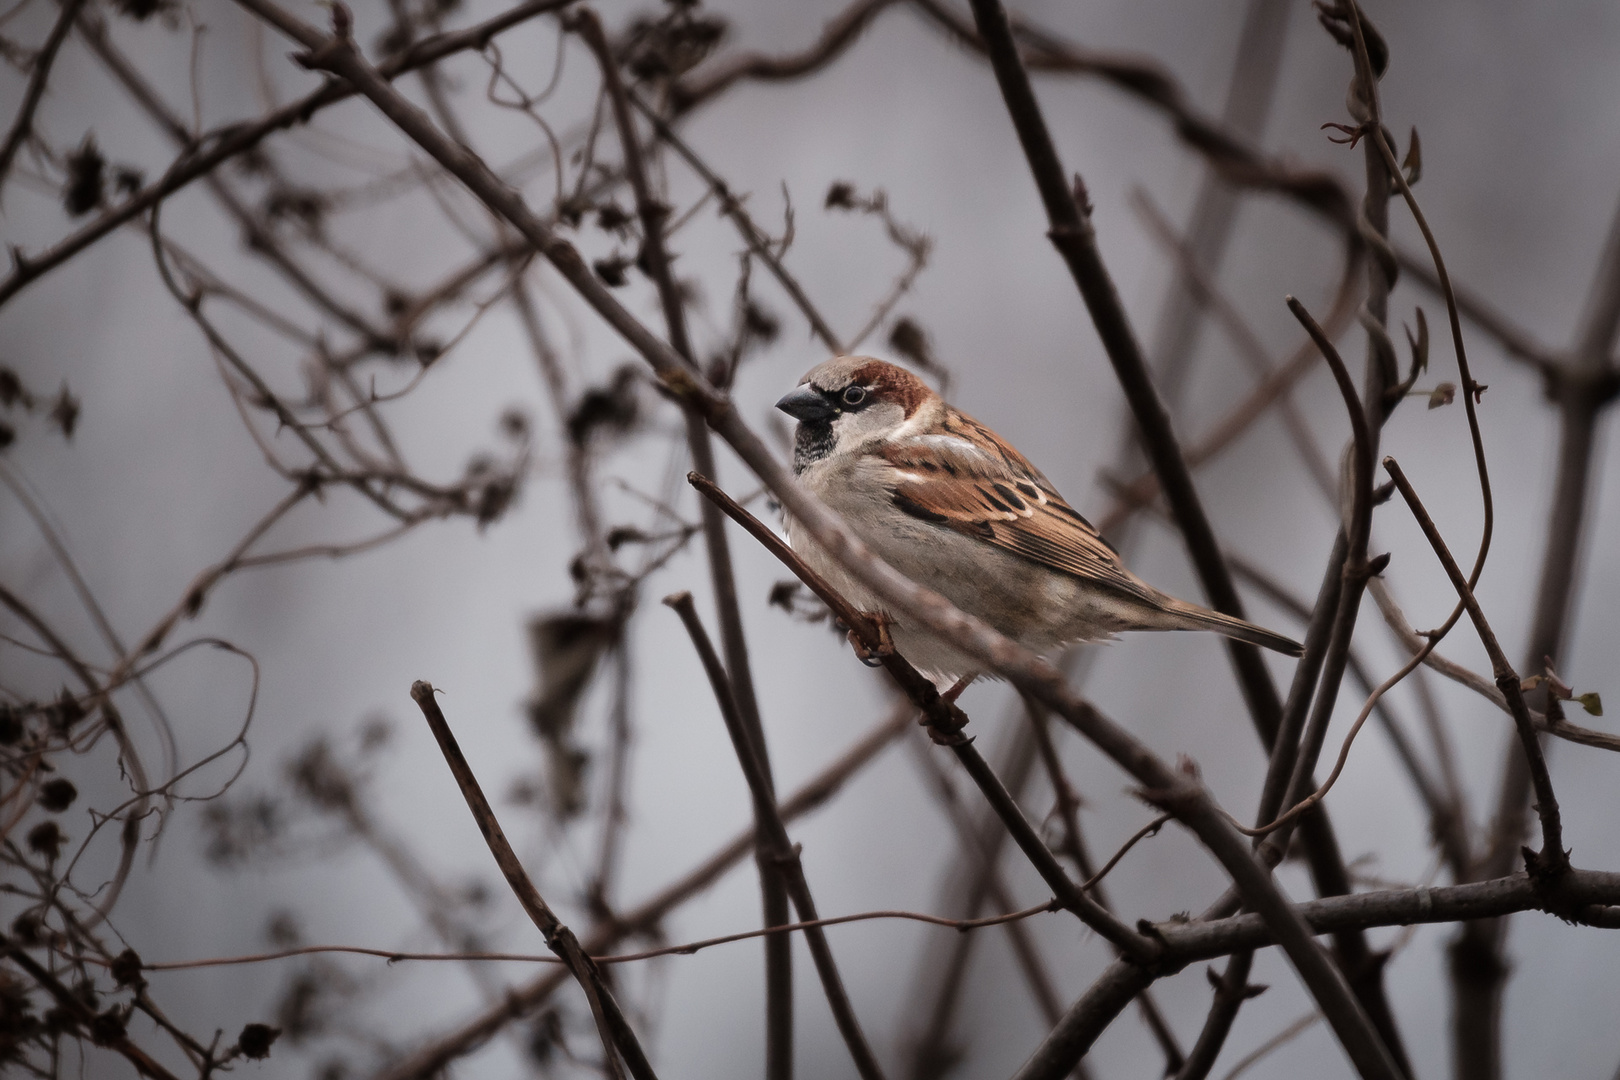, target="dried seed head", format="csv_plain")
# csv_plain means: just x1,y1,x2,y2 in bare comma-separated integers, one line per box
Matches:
38,778,77,812
237,1023,282,1060
63,137,105,218
26,820,65,860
